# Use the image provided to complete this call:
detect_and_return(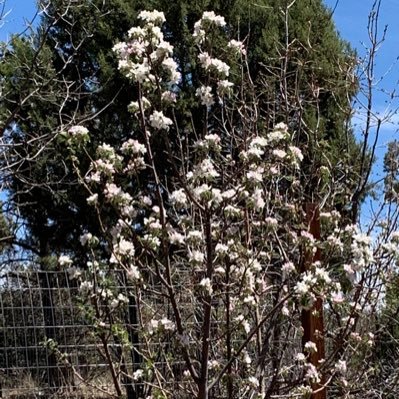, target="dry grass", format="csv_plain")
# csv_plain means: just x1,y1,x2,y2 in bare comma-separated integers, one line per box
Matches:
2,369,118,399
